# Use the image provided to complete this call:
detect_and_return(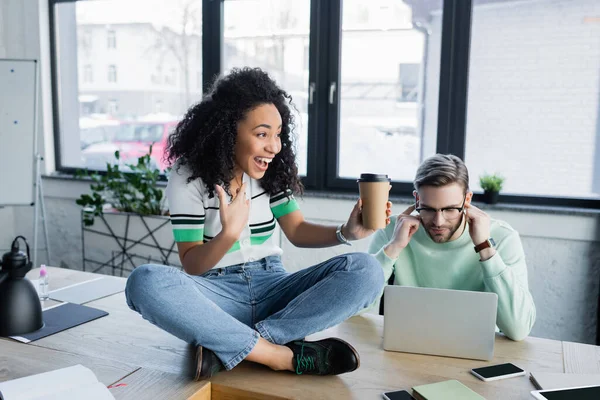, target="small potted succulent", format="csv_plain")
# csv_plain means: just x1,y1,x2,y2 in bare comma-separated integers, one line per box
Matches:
479,173,505,204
